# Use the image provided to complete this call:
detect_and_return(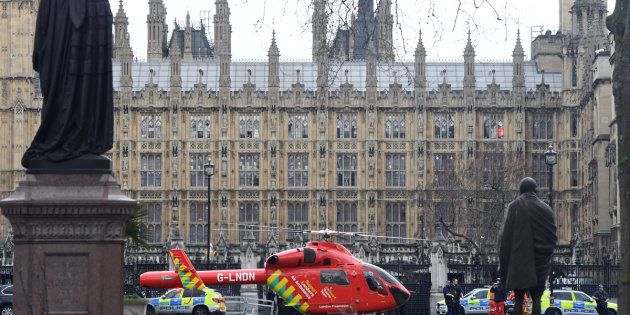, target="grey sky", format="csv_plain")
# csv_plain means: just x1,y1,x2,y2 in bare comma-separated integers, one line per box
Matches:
111,0,617,61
